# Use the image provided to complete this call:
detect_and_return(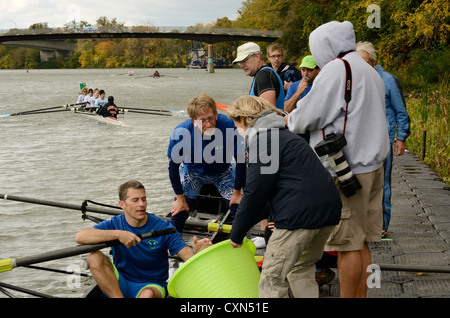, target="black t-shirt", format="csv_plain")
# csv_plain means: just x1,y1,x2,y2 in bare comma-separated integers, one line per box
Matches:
252,67,281,98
